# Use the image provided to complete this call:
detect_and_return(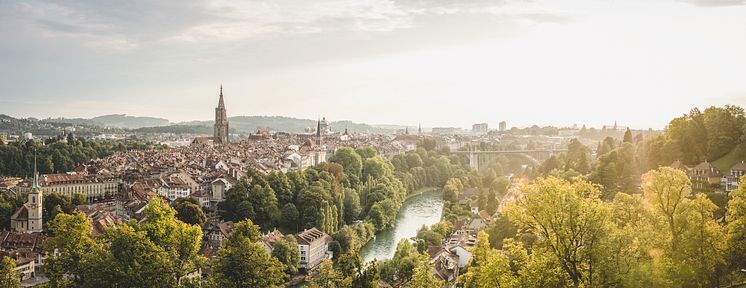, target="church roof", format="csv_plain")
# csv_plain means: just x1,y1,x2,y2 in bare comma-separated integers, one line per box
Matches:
11,204,29,221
